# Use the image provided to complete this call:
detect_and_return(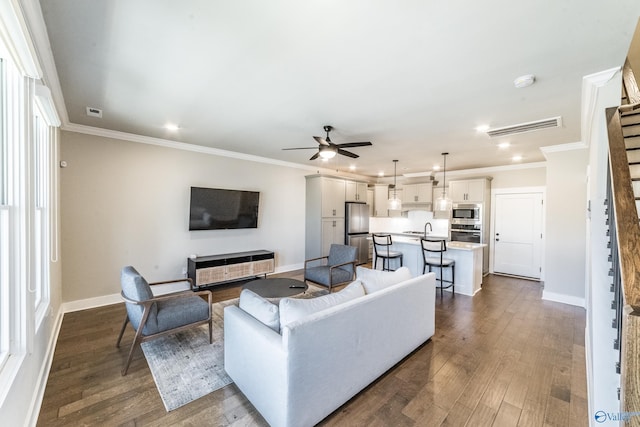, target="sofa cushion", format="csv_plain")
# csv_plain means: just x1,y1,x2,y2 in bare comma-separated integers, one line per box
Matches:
356,266,413,294
279,280,365,329
239,289,280,333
